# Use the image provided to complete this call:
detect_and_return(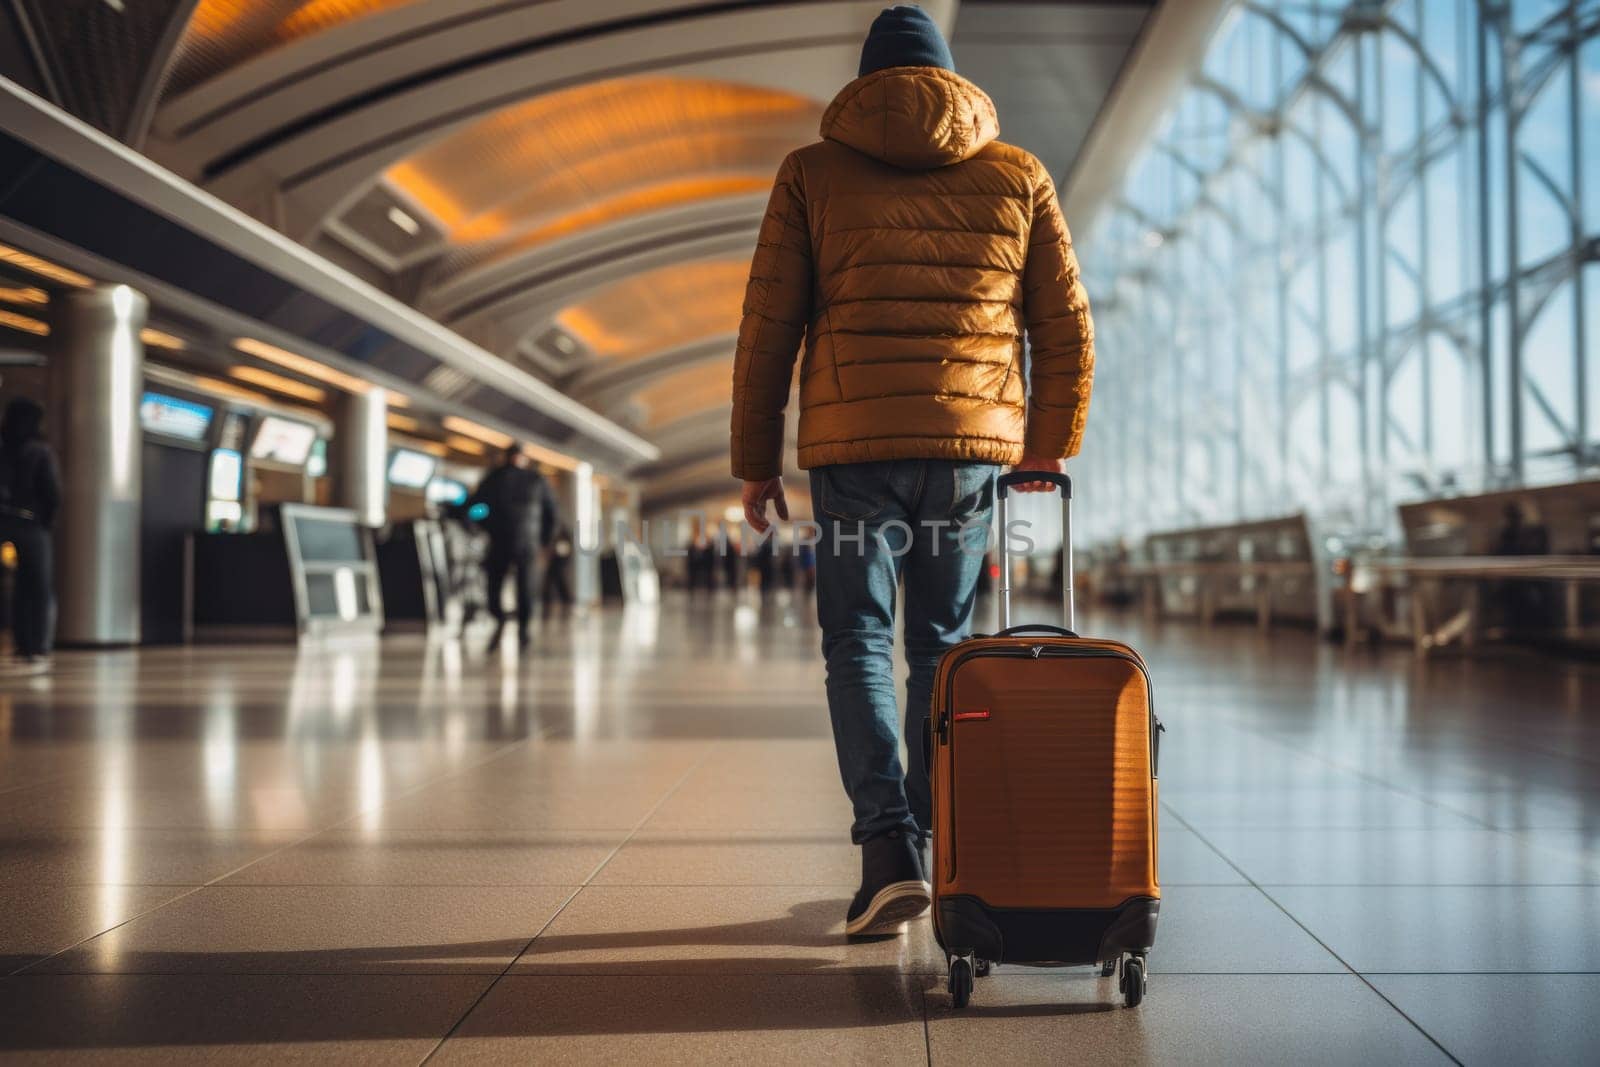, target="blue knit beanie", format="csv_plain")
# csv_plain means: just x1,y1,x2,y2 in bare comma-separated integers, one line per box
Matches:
858,5,954,76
